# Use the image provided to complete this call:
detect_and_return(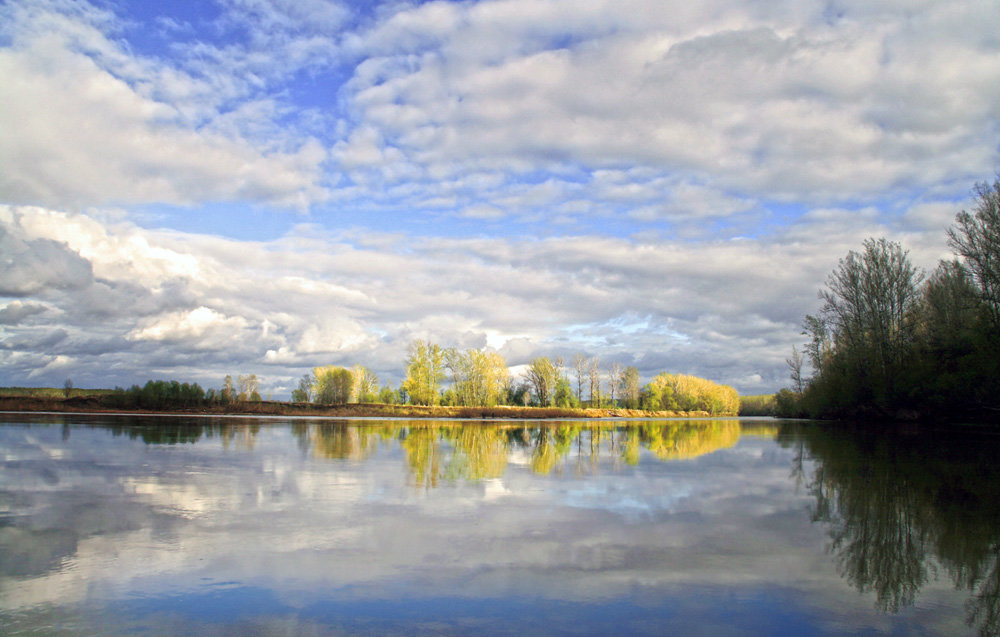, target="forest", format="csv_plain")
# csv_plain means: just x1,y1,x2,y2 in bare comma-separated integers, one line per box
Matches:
776,178,1000,421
